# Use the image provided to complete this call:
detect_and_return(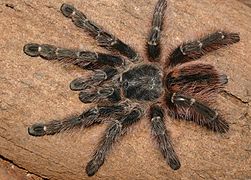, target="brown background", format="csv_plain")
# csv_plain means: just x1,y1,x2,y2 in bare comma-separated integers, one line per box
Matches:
0,0,251,179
